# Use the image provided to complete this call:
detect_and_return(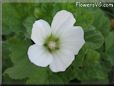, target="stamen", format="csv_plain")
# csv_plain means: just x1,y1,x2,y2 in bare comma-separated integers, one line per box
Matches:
48,41,56,49
43,34,60,53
